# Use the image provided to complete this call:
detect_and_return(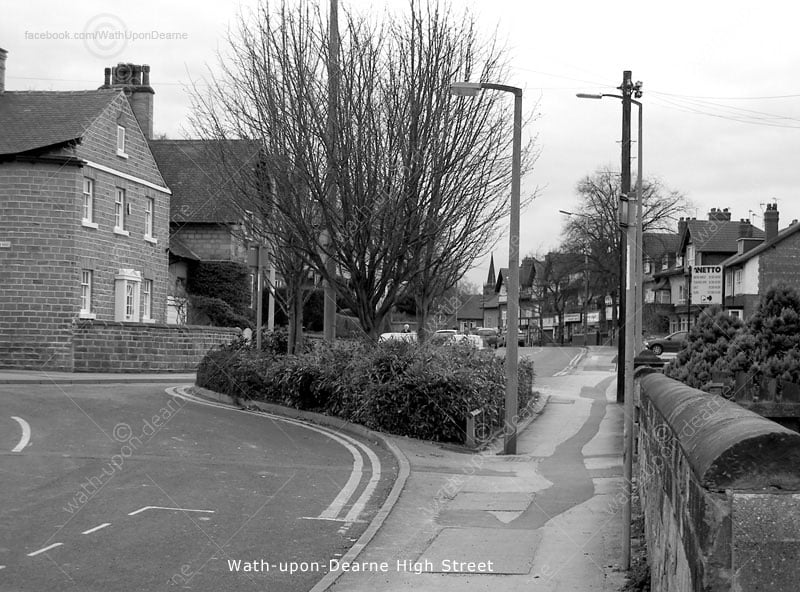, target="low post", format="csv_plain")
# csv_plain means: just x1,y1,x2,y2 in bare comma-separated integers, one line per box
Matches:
466,409,483,448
